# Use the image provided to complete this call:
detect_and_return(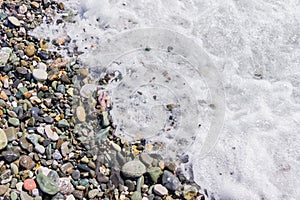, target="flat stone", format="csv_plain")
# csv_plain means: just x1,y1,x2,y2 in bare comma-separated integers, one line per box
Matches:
24,179,37,191
37,62,47,71
2,150,20,162
153,184,168,196
121,160,146,178
0,184,8,196
32,69,47,81
71,169,80,180
20,191,33,200
11,191,18,200
36,173,59,195
45,125,59,141
76,106,86,122
16,67,28,75
60,141,69,157
8,16,21,26
88,189,99,199
8,117,20,127
19,155,35,170
0,128,8,150
60,162,74,174
4,127,17,142
0,47,12,65
26,45,35,57
140,153,153,167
